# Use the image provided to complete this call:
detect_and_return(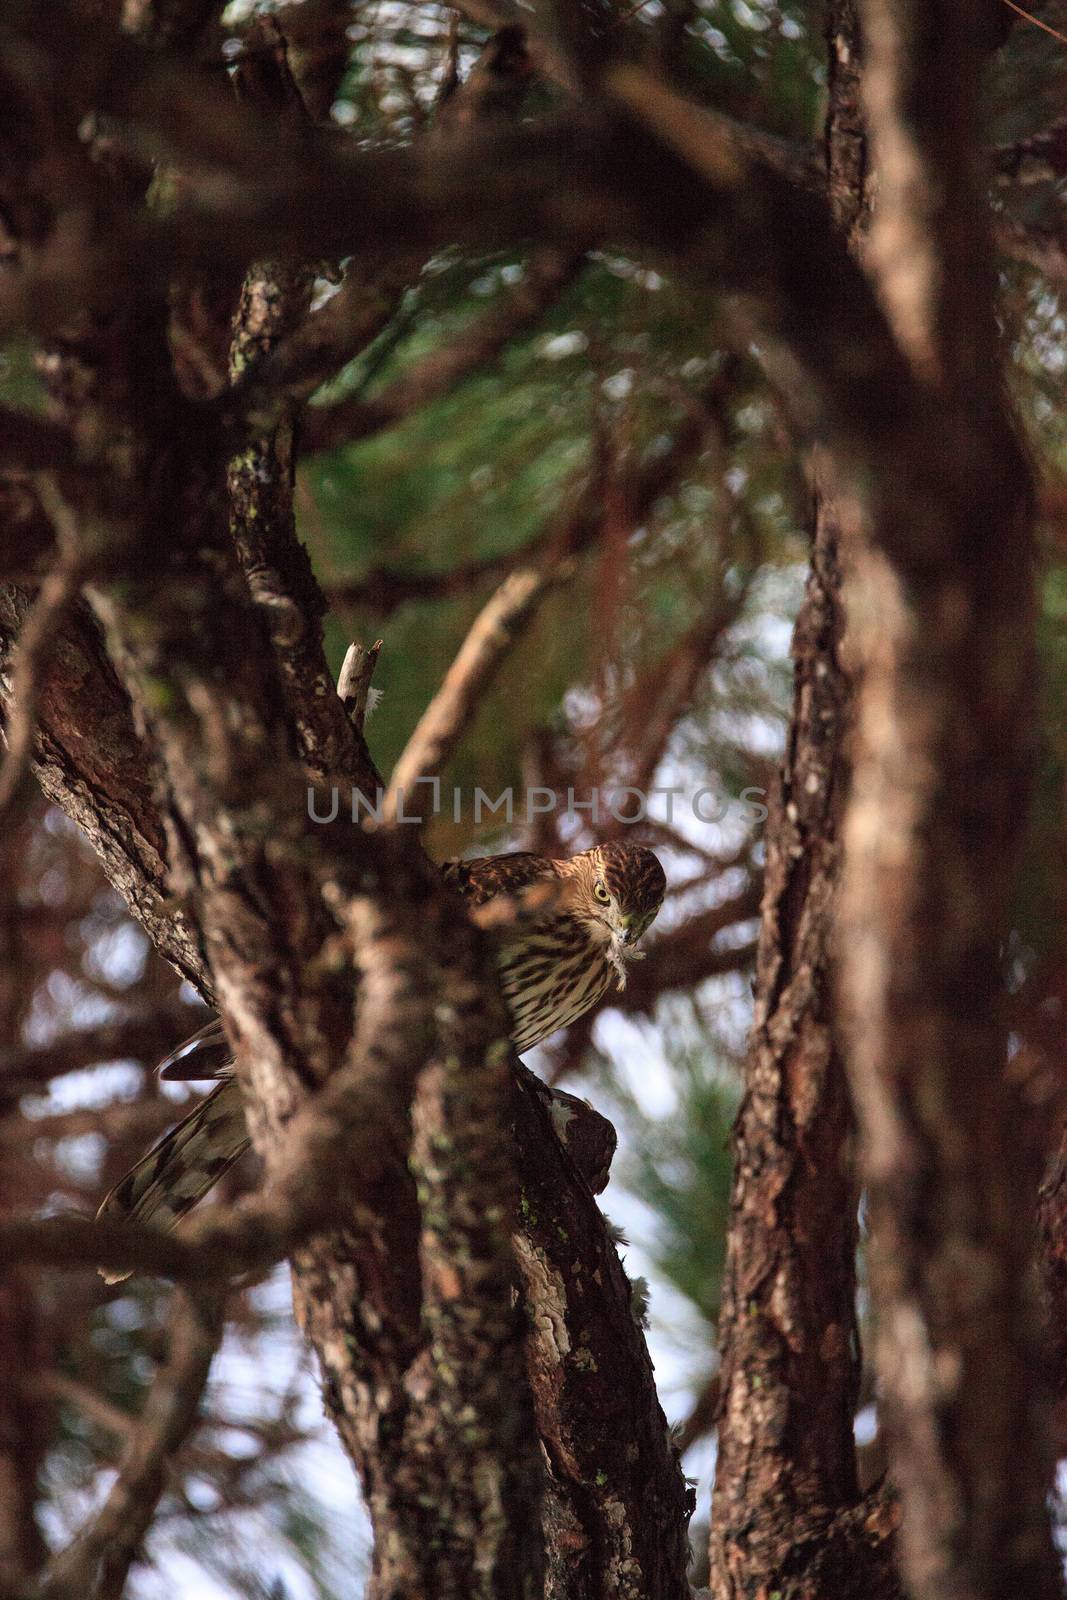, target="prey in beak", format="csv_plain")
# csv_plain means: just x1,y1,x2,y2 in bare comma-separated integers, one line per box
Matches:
607,917,649,988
